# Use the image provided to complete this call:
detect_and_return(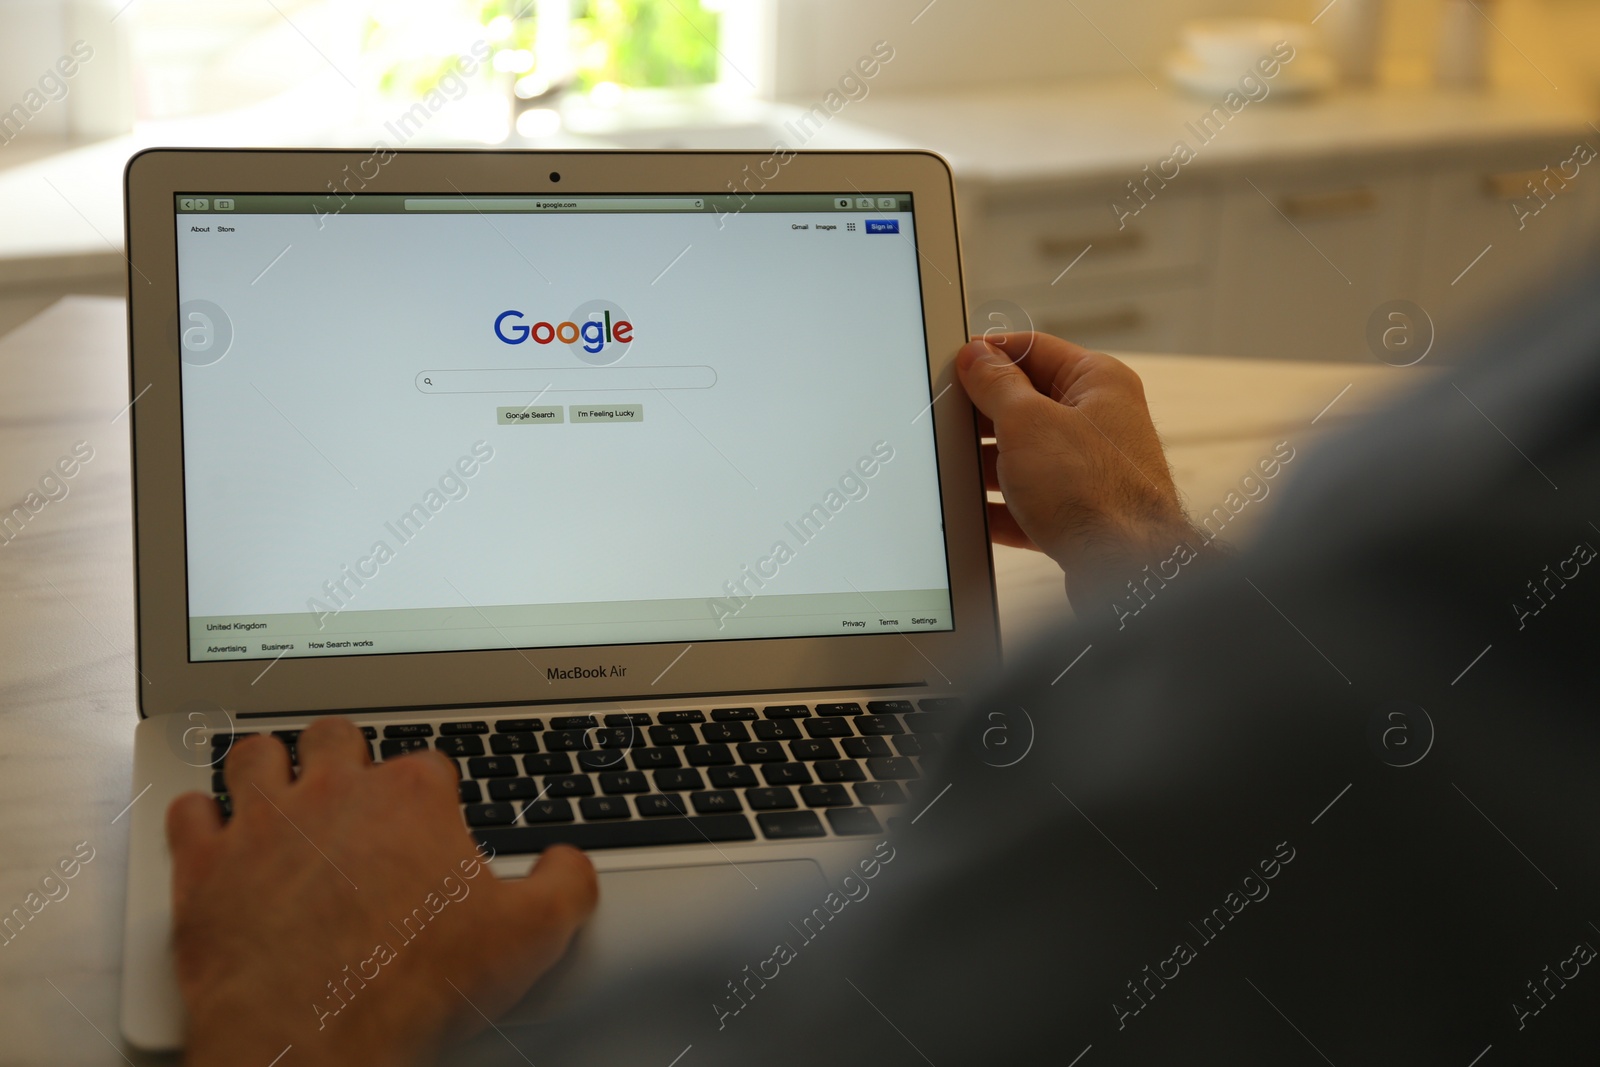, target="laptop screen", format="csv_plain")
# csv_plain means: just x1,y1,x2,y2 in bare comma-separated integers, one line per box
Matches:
173,191,954,662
